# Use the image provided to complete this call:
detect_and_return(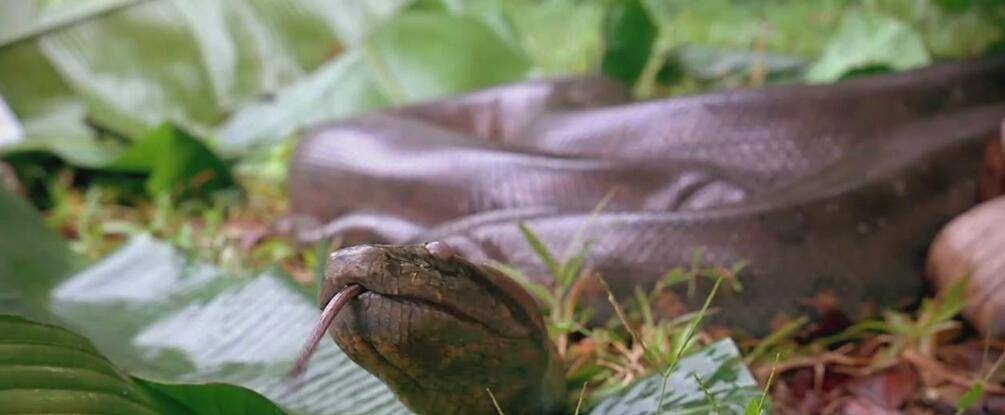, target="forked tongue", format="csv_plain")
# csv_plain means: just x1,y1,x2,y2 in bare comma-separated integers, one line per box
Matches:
289,284,366,378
